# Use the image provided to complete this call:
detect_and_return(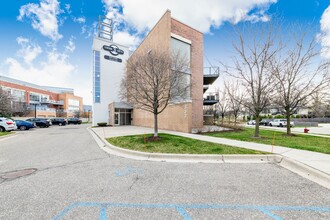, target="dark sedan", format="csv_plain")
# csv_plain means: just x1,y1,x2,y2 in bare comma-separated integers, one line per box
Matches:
67,118,82,125
26,118,50,128
15,120,35,130
50,118,67,126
